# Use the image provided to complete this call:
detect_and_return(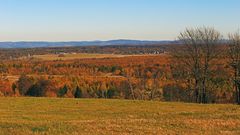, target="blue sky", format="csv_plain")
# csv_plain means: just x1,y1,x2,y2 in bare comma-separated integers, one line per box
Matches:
0,0,239,41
